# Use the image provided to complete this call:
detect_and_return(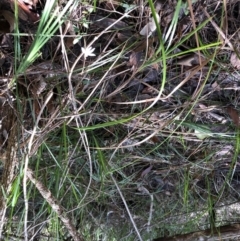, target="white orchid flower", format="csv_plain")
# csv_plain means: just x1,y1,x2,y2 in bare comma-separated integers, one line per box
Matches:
81,46,96,59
